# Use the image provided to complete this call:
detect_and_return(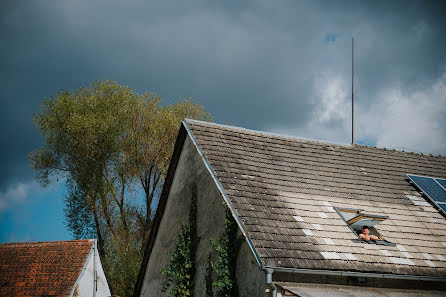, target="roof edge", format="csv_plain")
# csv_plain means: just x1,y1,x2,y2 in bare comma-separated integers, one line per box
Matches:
184,118,351,147
69,239,96,297
266,266,446,282
183,120,262,267
0,239,93,246
184,119,446,158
